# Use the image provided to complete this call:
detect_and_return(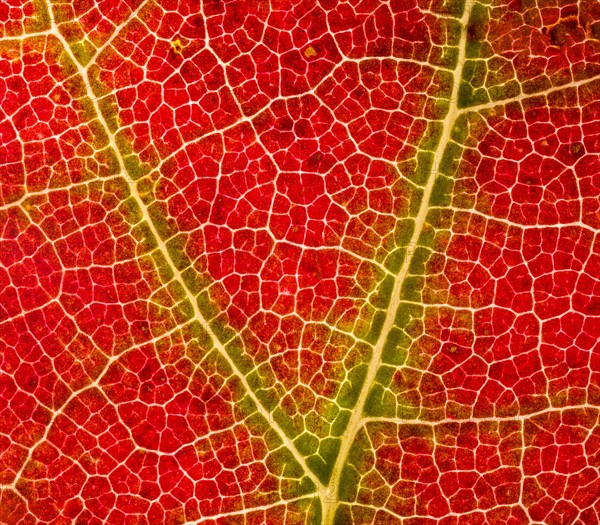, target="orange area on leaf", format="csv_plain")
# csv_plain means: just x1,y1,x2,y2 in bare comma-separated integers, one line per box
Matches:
304,46,317,58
